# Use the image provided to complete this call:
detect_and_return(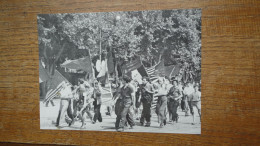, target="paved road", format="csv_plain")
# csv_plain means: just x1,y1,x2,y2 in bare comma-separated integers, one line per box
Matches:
40,98,201,134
